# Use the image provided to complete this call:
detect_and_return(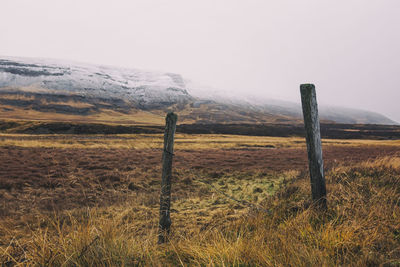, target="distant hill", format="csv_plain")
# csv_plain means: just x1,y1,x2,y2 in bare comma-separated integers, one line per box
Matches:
0,56,396,125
